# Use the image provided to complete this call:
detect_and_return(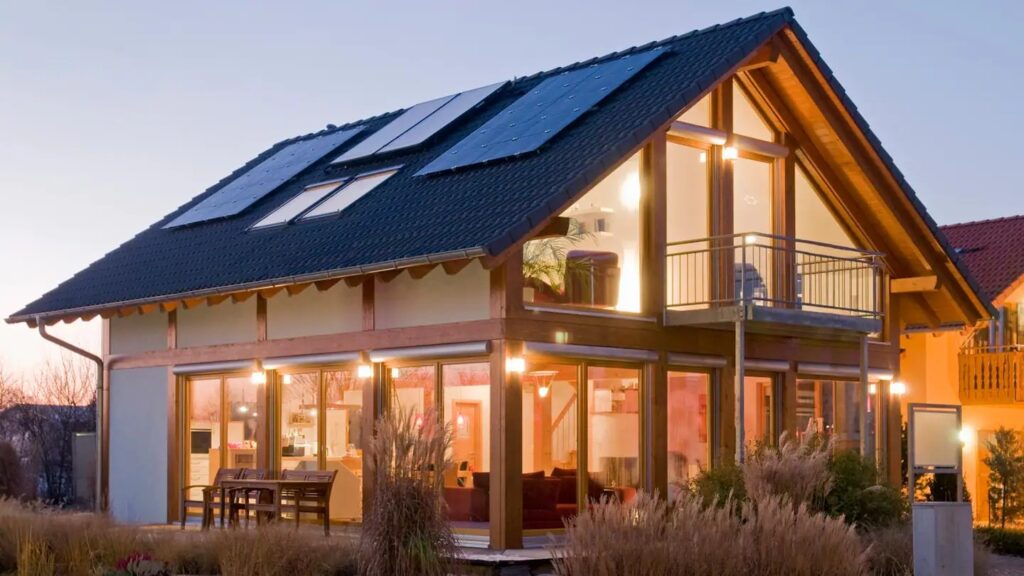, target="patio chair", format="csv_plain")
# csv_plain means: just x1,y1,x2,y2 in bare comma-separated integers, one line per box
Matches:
180,467,242,530
226,468,269,528
283,469,338,536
